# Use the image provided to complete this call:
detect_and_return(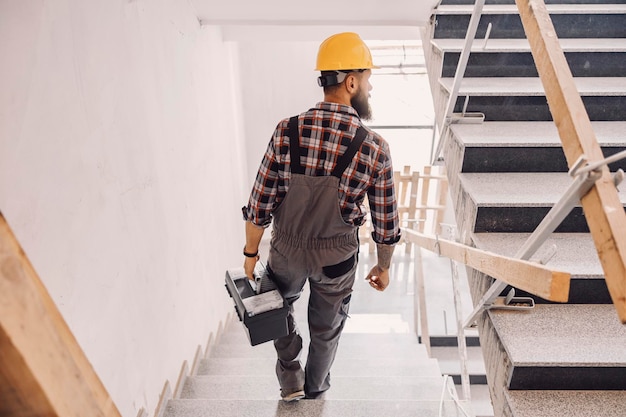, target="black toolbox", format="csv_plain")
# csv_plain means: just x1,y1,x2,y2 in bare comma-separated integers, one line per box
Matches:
224,266,289,346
